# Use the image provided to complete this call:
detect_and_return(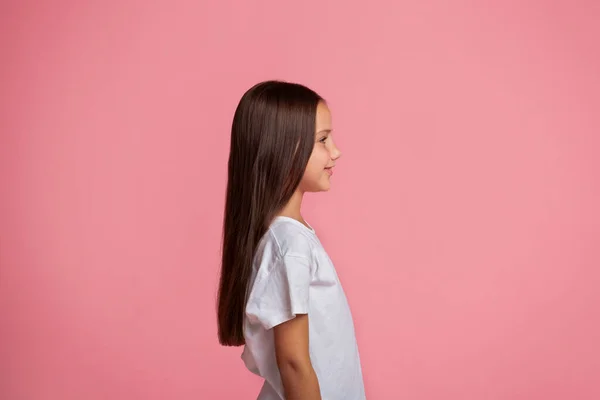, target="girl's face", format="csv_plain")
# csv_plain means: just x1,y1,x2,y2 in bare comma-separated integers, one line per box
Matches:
299,102,342,193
